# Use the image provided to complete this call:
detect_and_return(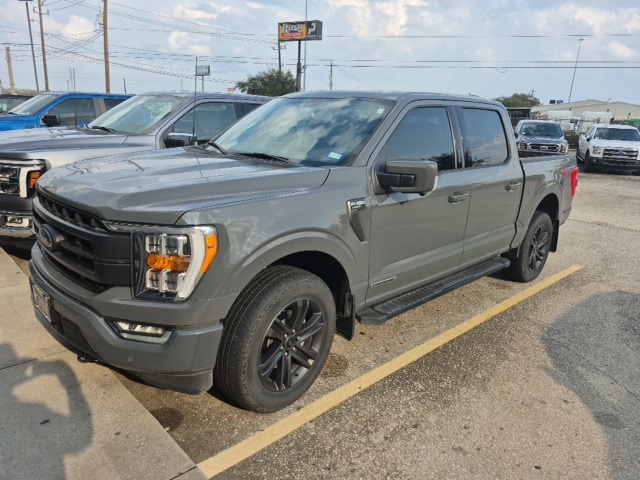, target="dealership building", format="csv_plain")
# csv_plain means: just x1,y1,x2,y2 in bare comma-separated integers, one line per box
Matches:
531,100,640,122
